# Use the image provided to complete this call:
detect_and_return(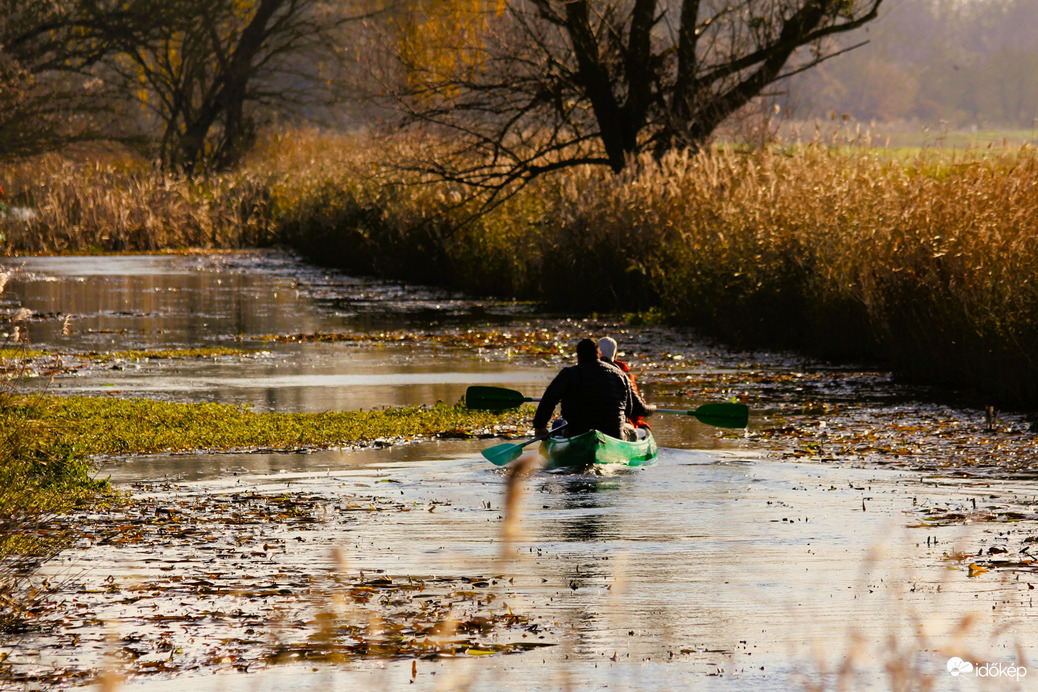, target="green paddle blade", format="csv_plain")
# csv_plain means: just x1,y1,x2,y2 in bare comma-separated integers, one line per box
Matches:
657,402,750,429
481,442,525,466
693,402,749,428
466,385,532,411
